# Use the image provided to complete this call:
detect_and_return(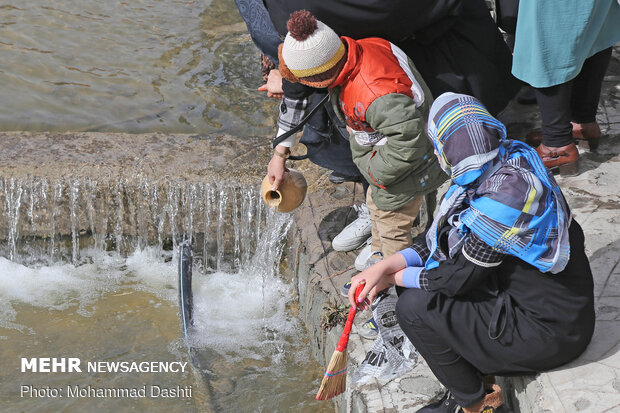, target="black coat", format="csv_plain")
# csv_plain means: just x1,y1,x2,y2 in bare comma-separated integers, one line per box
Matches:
398,220,595,375
265,0,521,115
